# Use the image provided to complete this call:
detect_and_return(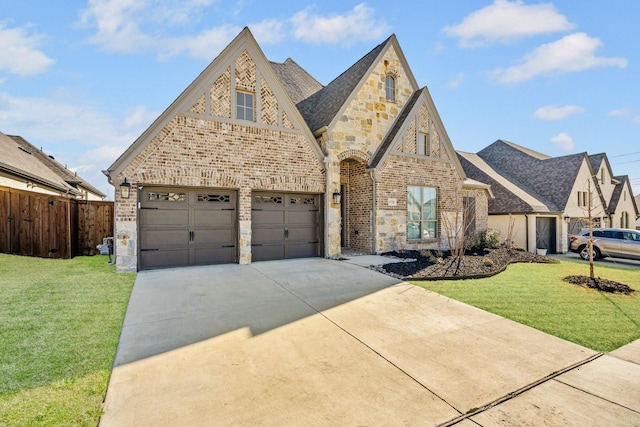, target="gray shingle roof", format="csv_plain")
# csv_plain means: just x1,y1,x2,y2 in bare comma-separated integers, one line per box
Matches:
457,152,535,214
269,58,323,105
295,36,391,133
476,139,587,212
